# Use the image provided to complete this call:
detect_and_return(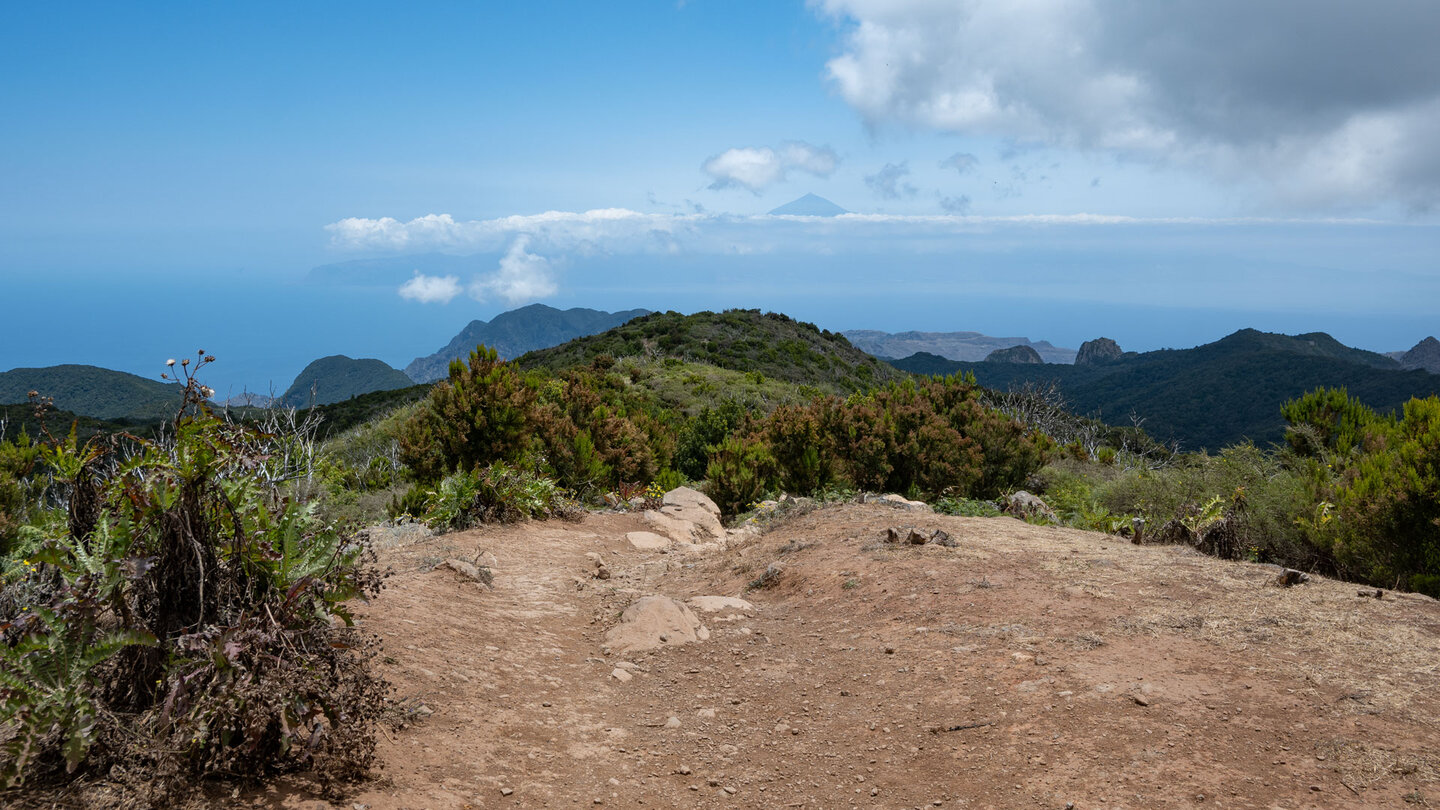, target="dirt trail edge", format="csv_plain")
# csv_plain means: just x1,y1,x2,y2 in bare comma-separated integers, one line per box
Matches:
261,503,1440,810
